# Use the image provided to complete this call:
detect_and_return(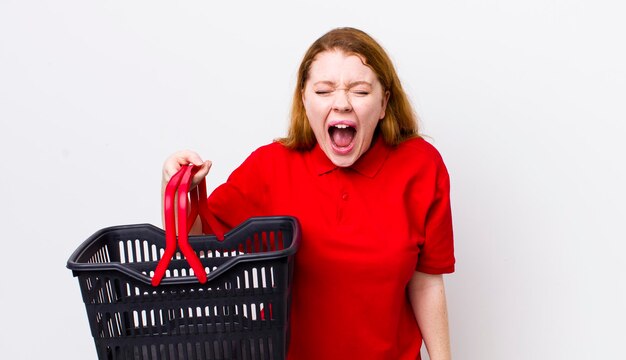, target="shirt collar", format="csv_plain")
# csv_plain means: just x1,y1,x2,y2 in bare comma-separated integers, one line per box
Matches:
308,134,391,178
